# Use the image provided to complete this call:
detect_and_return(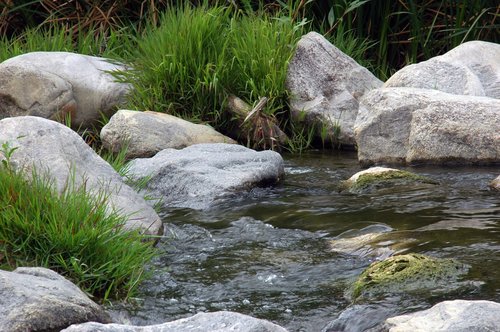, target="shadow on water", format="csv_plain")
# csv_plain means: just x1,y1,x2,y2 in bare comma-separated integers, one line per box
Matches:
110,151,500,332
